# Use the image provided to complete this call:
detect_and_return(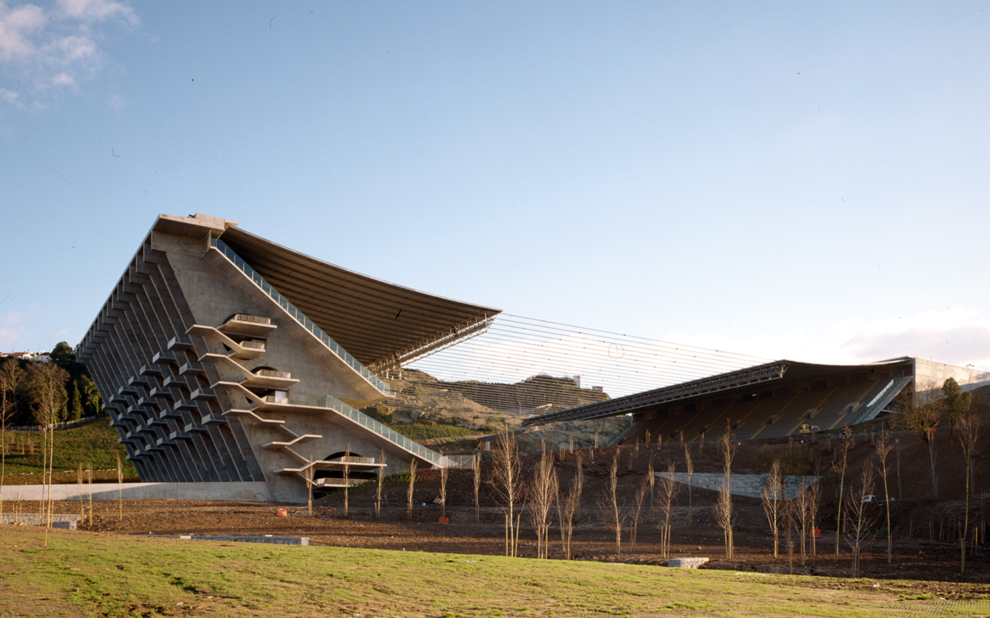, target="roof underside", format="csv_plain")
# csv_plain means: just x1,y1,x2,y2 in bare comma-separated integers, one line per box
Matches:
522,357,915,426
216,226,500,371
